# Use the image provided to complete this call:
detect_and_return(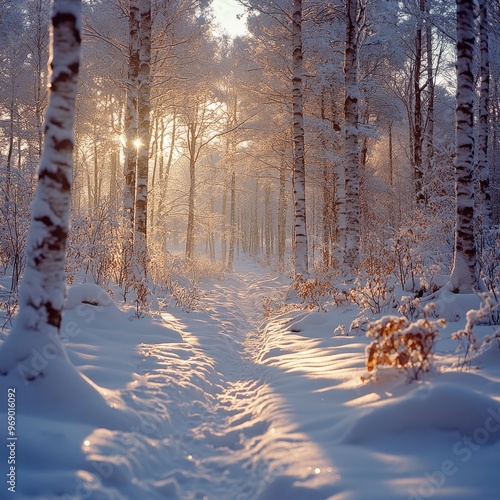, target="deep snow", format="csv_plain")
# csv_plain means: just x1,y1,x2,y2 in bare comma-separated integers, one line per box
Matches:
1,258,500,499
